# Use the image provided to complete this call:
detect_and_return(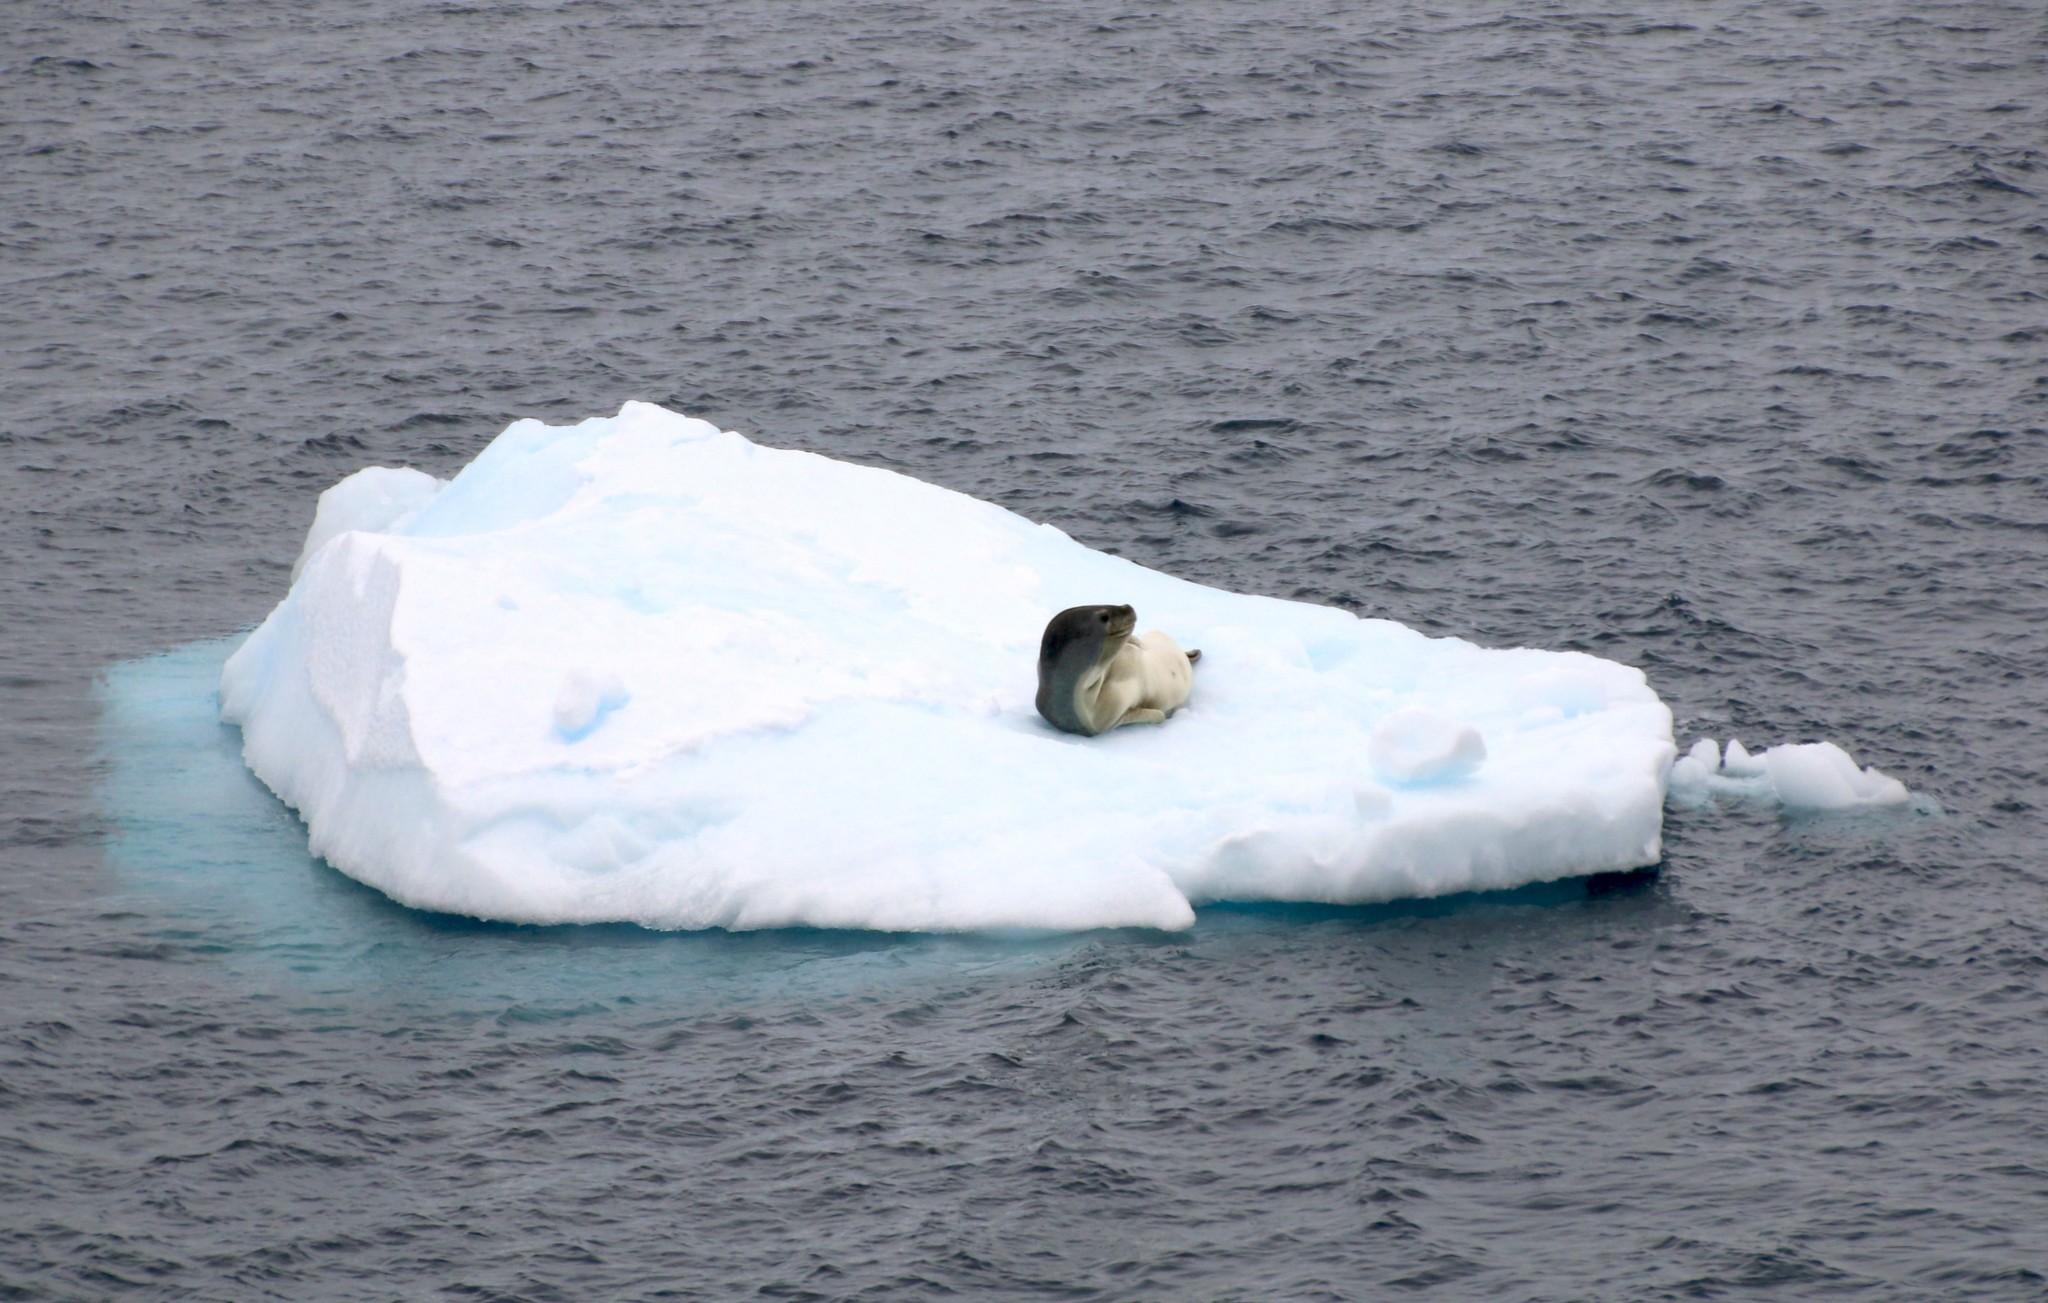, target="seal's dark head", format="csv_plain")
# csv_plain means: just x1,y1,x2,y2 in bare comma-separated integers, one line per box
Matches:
1035,604,1135,735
